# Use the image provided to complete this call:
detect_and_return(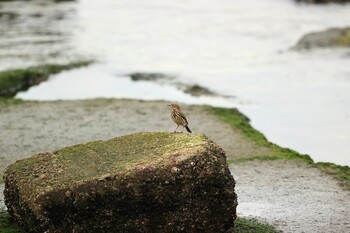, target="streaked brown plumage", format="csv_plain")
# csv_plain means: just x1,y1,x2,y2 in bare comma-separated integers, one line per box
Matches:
167,104,192,133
